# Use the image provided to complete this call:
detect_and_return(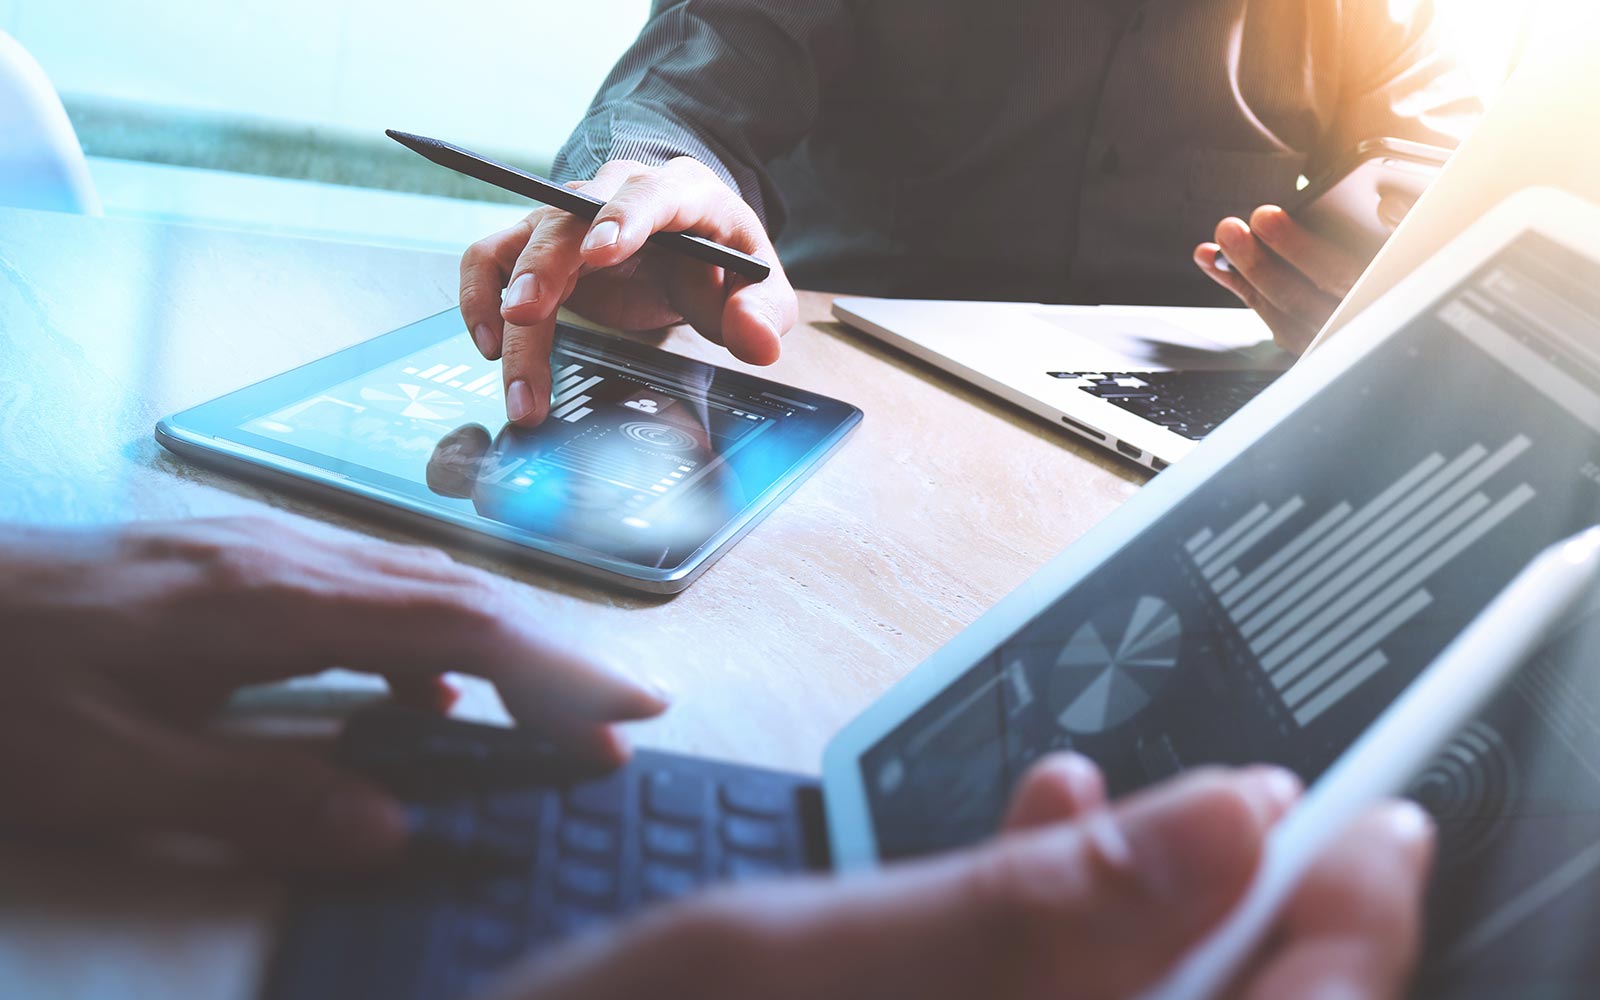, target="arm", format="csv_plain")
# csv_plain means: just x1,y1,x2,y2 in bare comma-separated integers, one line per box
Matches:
551,1,854,234
1312,0,1483,173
